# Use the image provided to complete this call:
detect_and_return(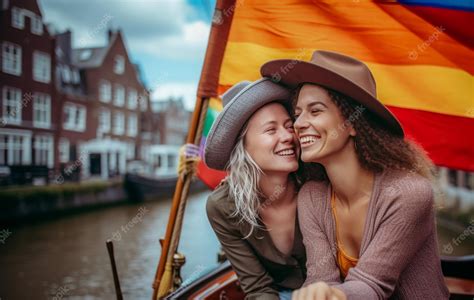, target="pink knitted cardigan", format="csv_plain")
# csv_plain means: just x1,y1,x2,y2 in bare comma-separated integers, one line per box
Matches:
298,169,449,299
